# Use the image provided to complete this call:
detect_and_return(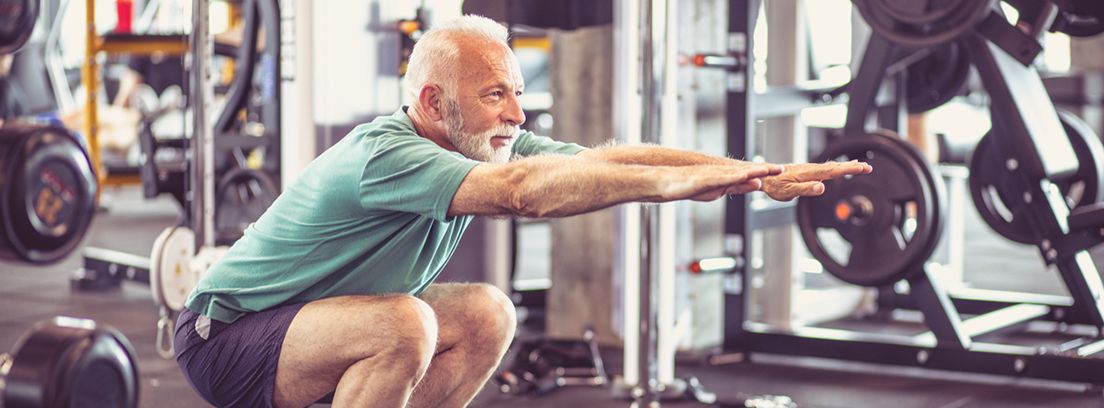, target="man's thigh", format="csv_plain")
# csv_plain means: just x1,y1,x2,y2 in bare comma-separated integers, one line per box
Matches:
273,294,436,408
